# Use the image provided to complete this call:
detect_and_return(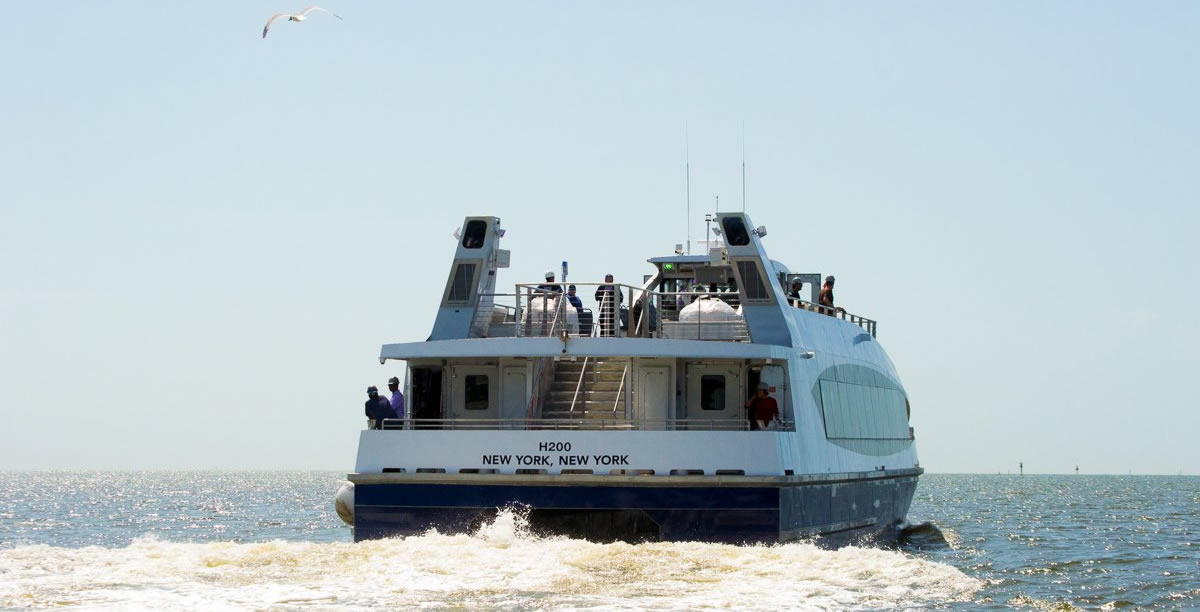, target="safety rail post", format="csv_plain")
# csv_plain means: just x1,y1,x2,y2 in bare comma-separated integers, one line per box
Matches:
517,284,526,337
